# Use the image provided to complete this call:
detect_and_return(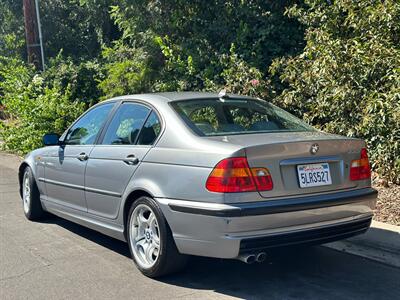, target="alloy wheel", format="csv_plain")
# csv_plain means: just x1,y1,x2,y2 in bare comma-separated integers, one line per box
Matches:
23,175,31,214
129,204,161,269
